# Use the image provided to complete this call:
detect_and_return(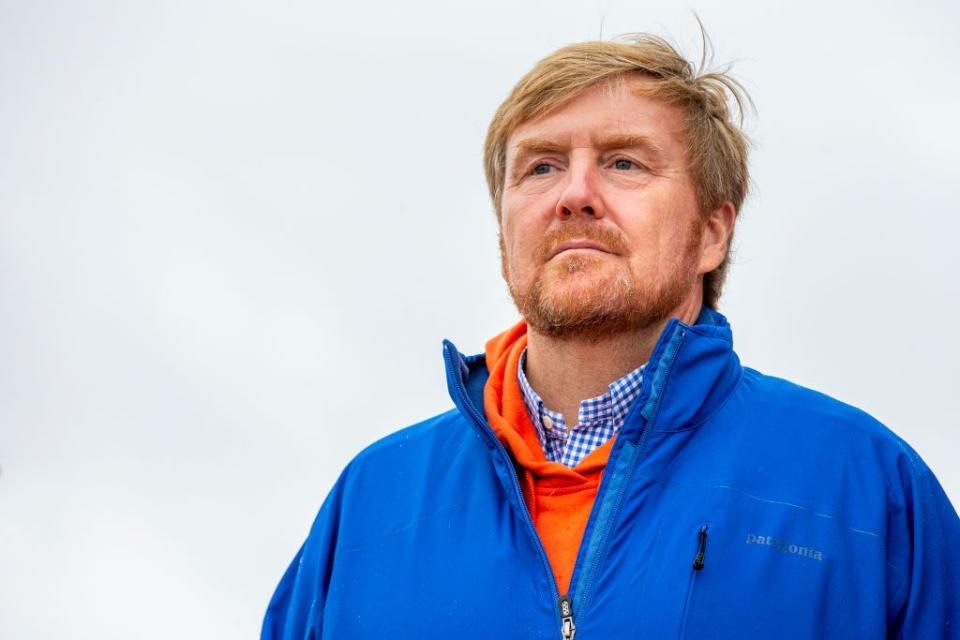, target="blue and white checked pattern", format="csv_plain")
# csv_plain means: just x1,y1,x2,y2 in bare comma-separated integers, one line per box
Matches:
517,349,646,468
